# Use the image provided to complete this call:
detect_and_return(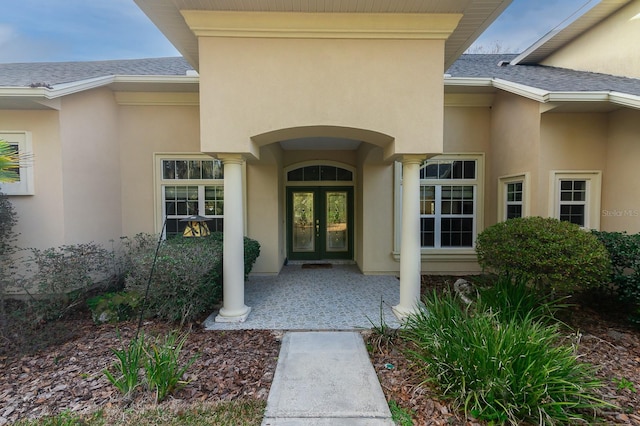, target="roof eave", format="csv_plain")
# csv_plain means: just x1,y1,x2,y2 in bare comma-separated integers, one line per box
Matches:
511,0,631,65
444,76,640,110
